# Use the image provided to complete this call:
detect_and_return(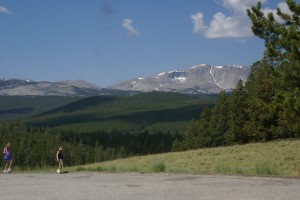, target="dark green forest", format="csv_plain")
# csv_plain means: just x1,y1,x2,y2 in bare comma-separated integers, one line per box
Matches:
28,92,215,133
0,122,181,169
0,92,216,133
174,0,300,150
